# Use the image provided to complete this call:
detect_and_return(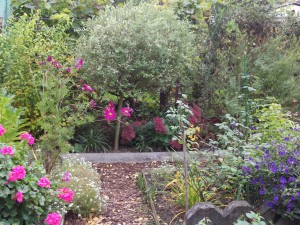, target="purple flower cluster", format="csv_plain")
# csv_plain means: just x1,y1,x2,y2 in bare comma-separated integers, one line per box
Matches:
243,136,300,216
